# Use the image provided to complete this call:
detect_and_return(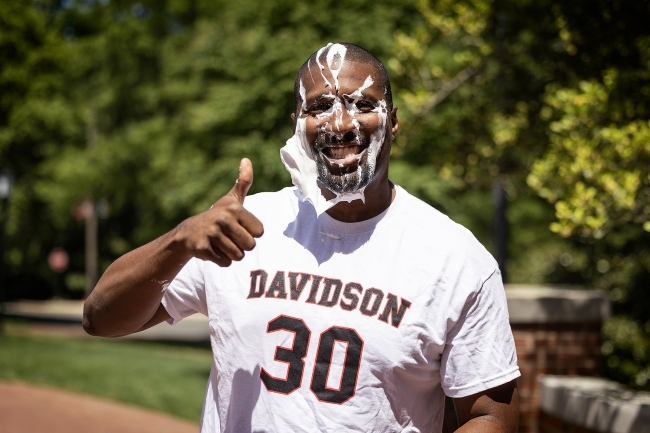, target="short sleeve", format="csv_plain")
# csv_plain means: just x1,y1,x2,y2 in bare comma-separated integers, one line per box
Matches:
440,268,520,398
162,258,208,324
